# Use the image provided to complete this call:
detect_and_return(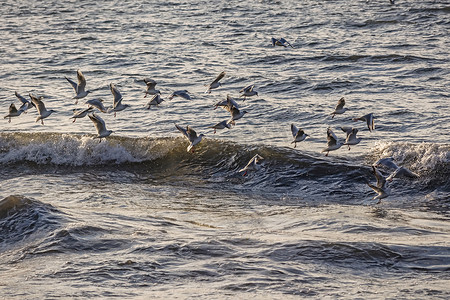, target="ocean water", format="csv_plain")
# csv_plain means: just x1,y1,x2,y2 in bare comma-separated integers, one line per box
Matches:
1,0,449,299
